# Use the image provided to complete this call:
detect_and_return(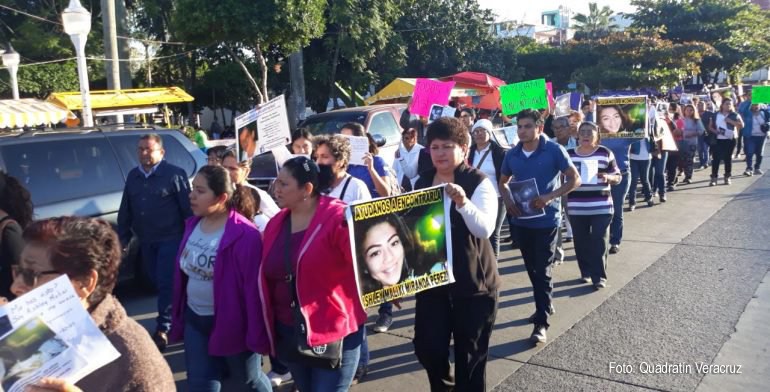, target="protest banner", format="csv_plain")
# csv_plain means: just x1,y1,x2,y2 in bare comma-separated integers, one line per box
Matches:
343,135,370,166
595,96,648,139
680,93,694,105
507,178,545,219
655,114,679,152
428,104,457,124
410,79,455,117
554,93,572,117
570,92,583,111
234,108,259,161
499,78,548,116
347,185,454,308
0,275,120,390
546,81,555,109
256,95,292,155
500,125,519,147
752,86,770,104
